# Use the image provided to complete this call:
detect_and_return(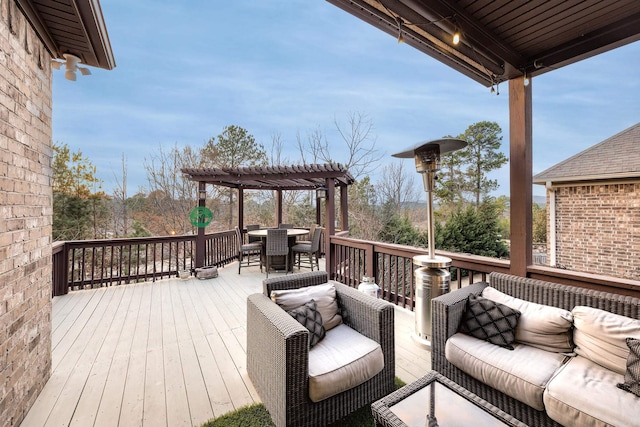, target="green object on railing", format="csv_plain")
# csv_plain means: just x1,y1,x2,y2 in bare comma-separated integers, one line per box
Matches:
190,206,213,228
